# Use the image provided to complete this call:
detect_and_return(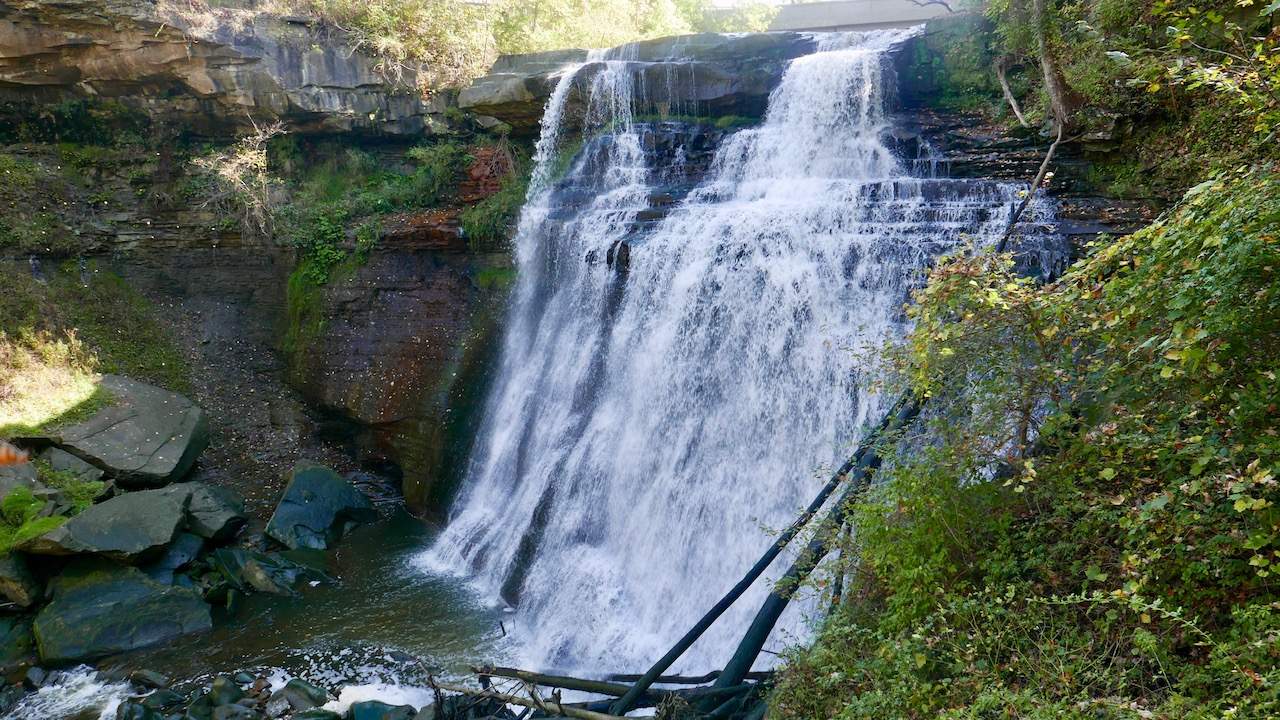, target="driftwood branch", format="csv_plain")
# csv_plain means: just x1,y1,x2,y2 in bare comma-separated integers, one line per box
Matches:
430,679,627,720
476,666,632,697
606,670,772,685
608,397,913,715
709,399,923,695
